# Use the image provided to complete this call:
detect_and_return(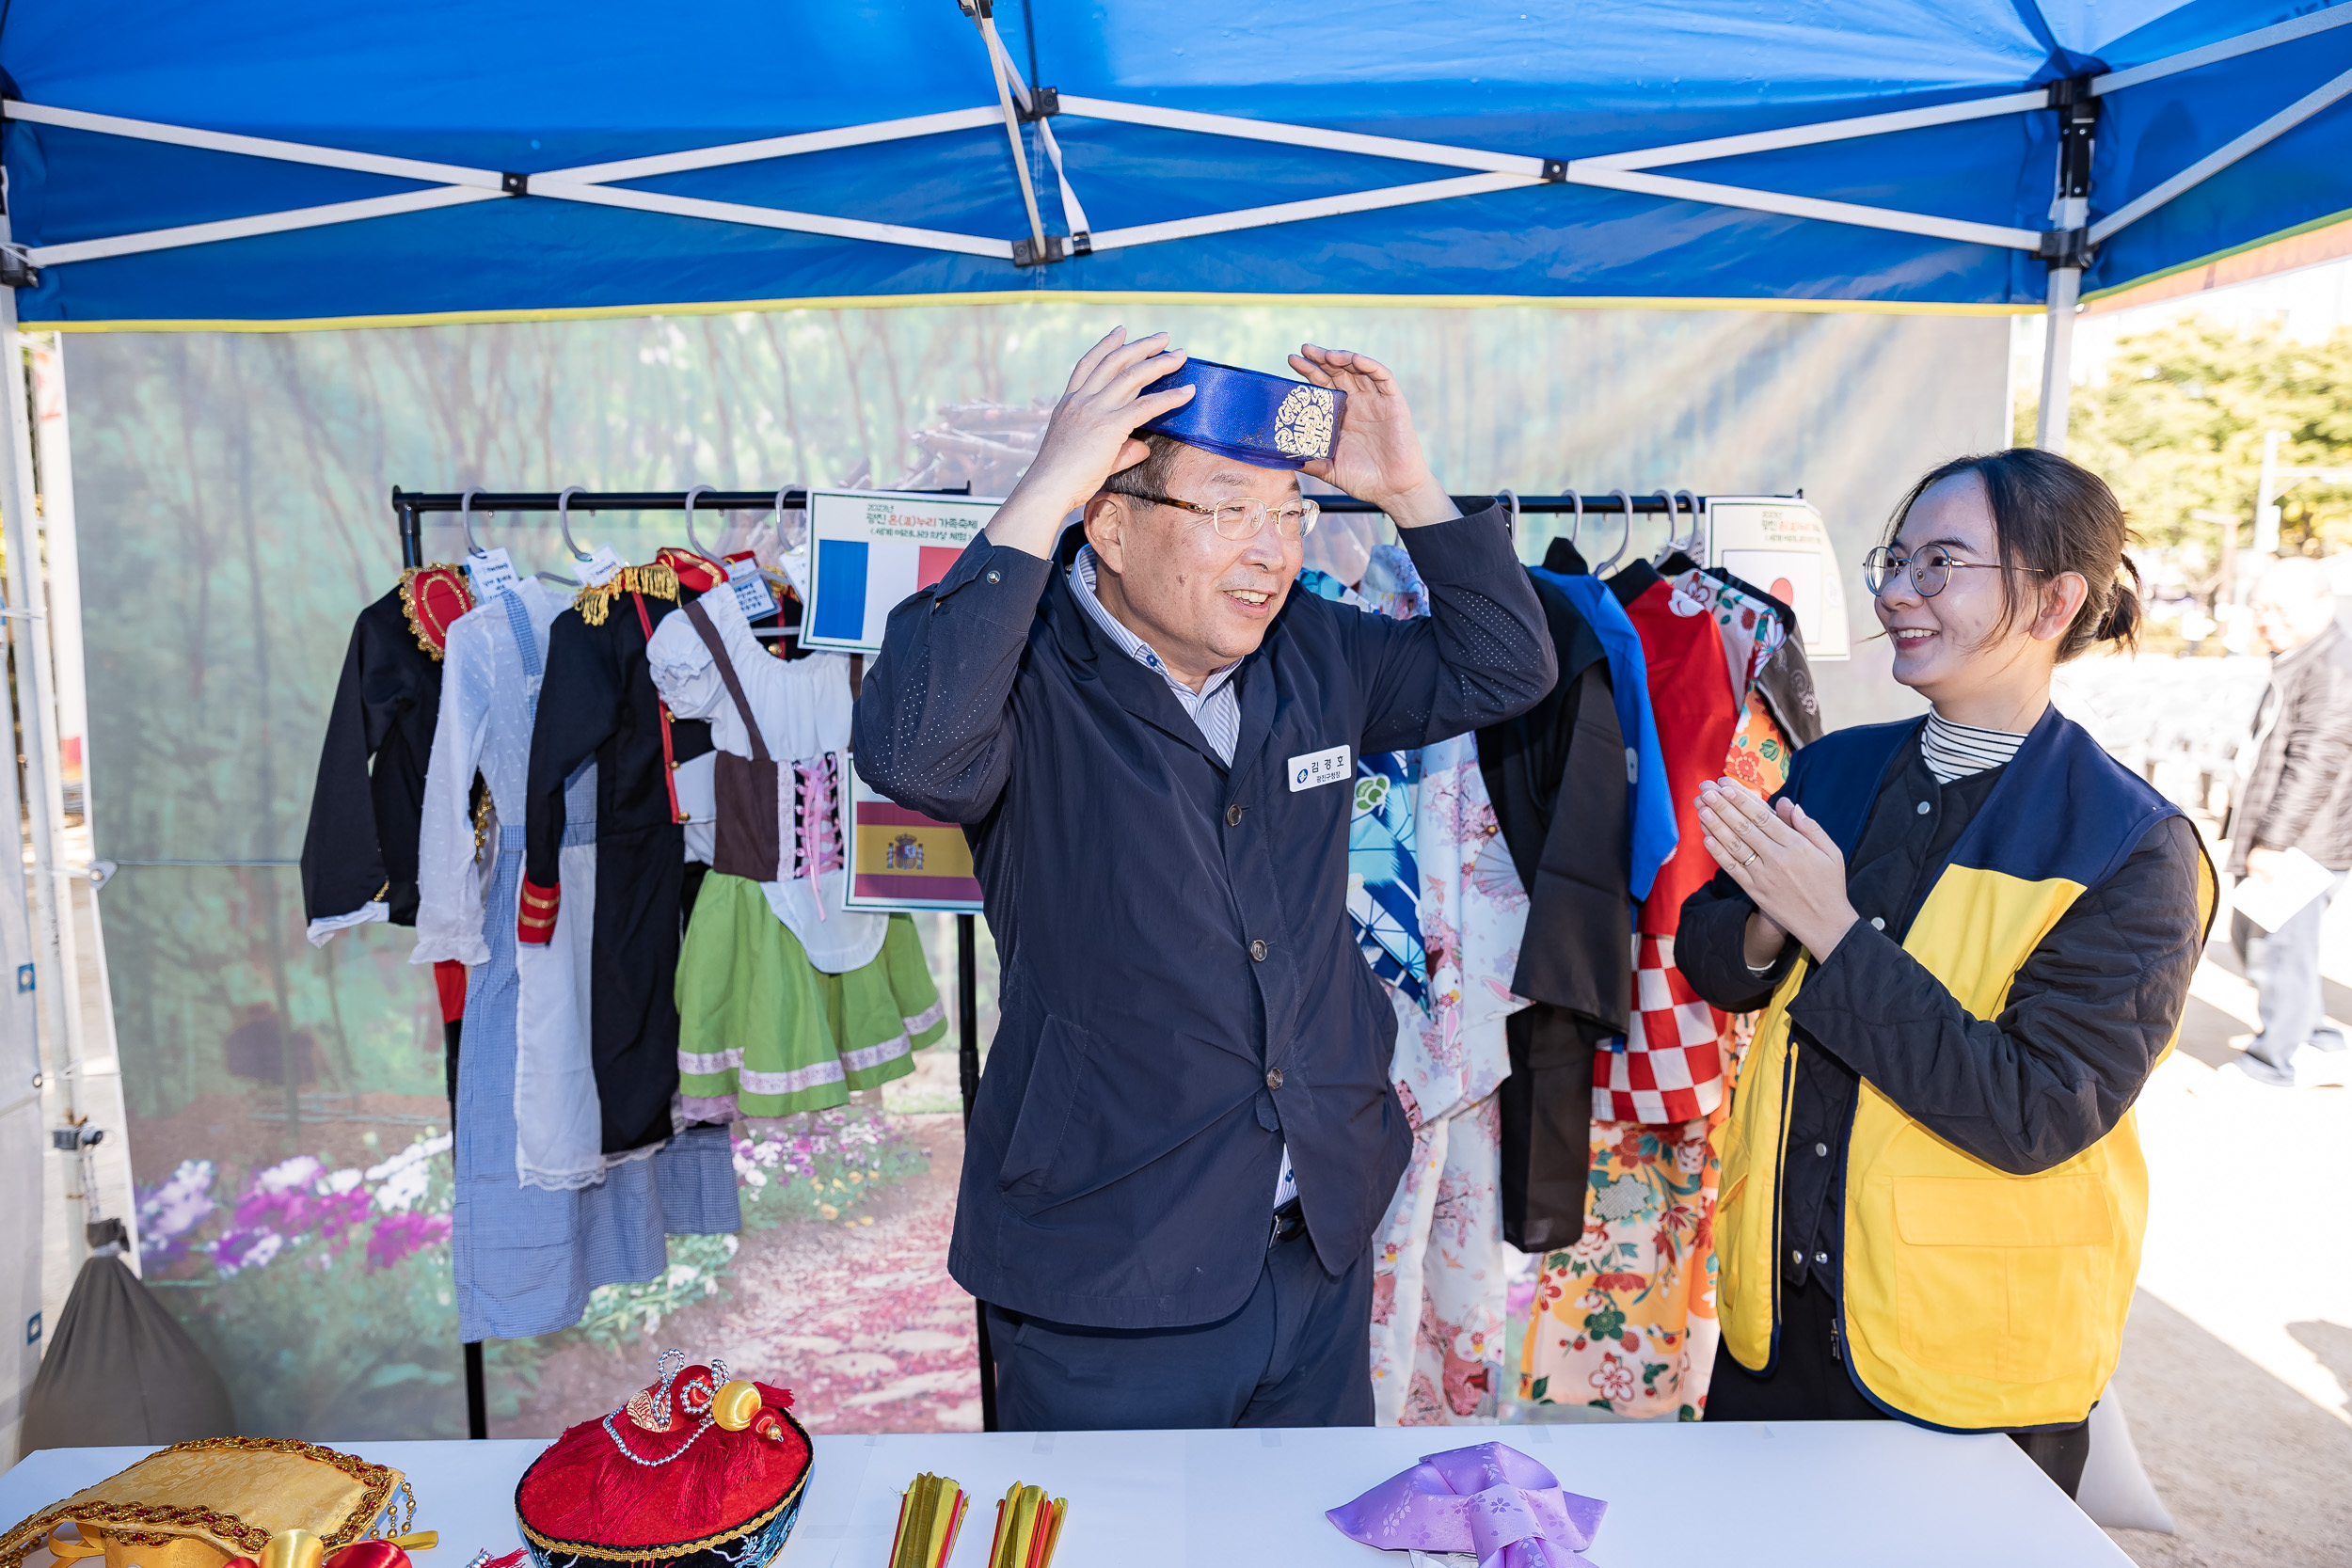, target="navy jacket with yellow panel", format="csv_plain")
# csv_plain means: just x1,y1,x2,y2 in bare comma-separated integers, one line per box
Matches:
1679,707,2214,1433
